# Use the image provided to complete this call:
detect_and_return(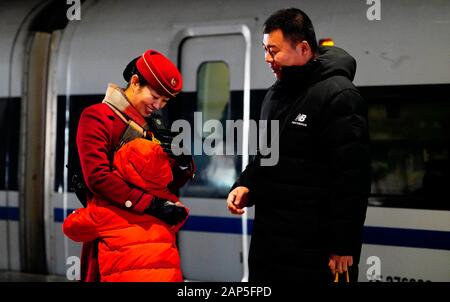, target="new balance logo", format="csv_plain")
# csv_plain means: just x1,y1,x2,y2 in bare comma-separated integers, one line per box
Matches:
295,114,307,122
292,113,308,127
